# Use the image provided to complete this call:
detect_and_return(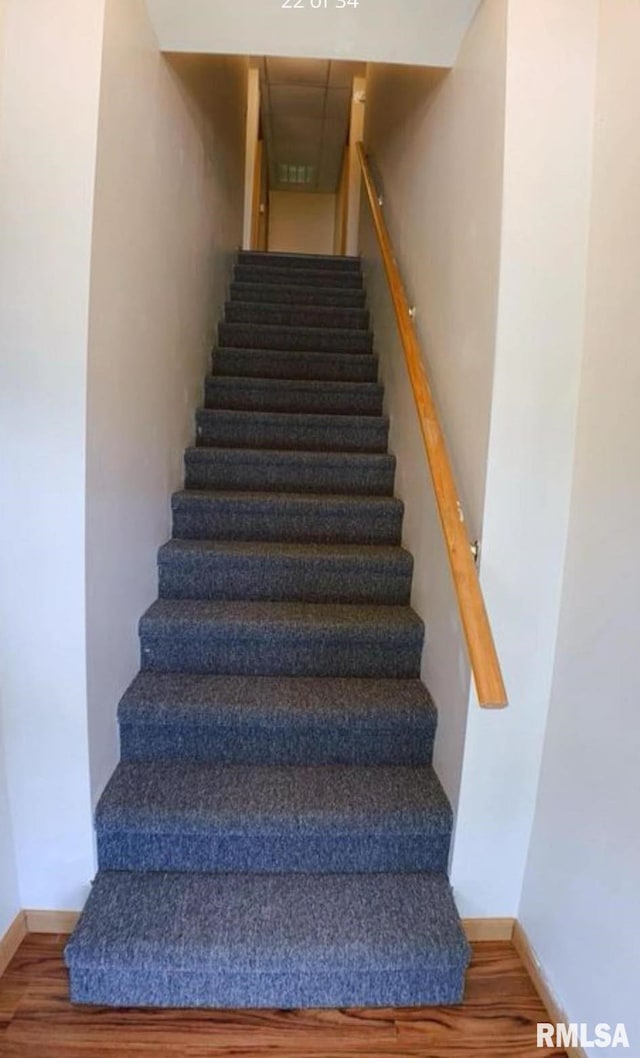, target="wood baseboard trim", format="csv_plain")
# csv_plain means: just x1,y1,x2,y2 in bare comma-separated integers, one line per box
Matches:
24,909,80,934
0,911,27,977
462,916,515,941
14,912,516,941
513,921,586,1058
